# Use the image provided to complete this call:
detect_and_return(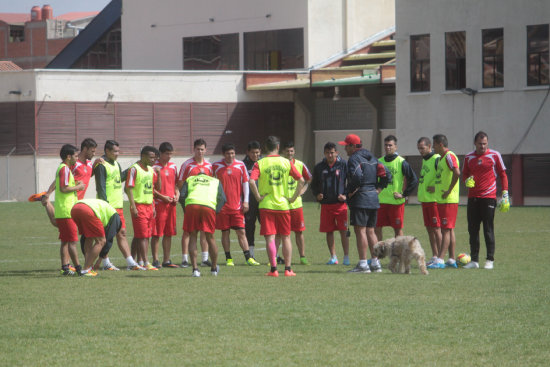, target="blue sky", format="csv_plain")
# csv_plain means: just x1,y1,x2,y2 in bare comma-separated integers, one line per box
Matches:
0,0,111,15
